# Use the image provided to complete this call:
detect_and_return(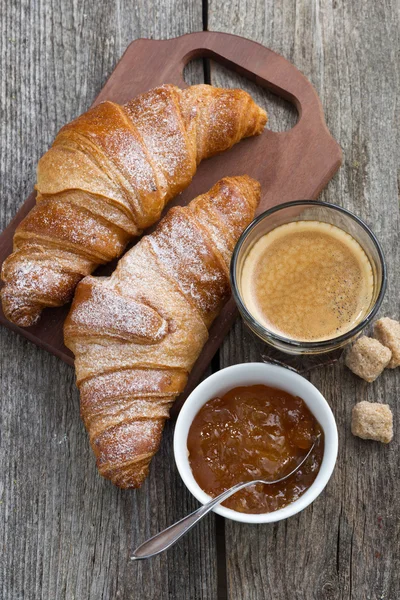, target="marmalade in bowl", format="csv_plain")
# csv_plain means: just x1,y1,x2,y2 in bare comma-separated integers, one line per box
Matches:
187,384,324,514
